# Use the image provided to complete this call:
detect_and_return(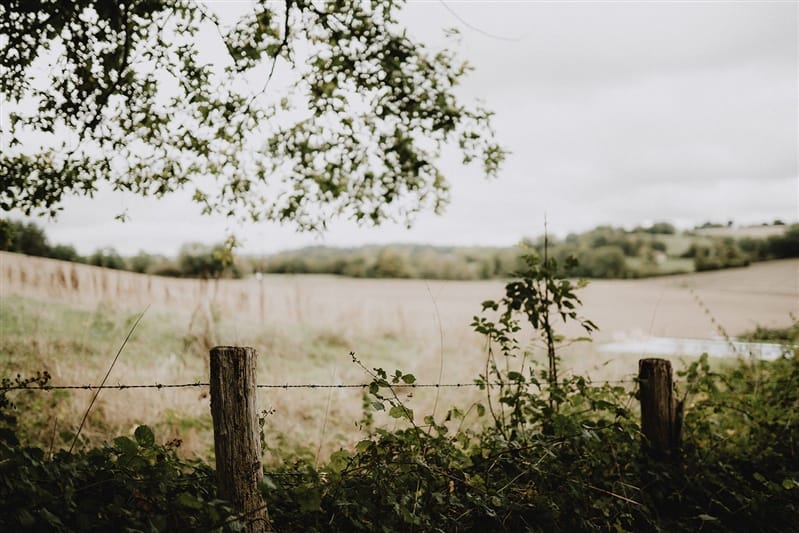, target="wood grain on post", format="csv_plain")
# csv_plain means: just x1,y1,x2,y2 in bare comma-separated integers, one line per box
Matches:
210,346,270,532
638,358,682,460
